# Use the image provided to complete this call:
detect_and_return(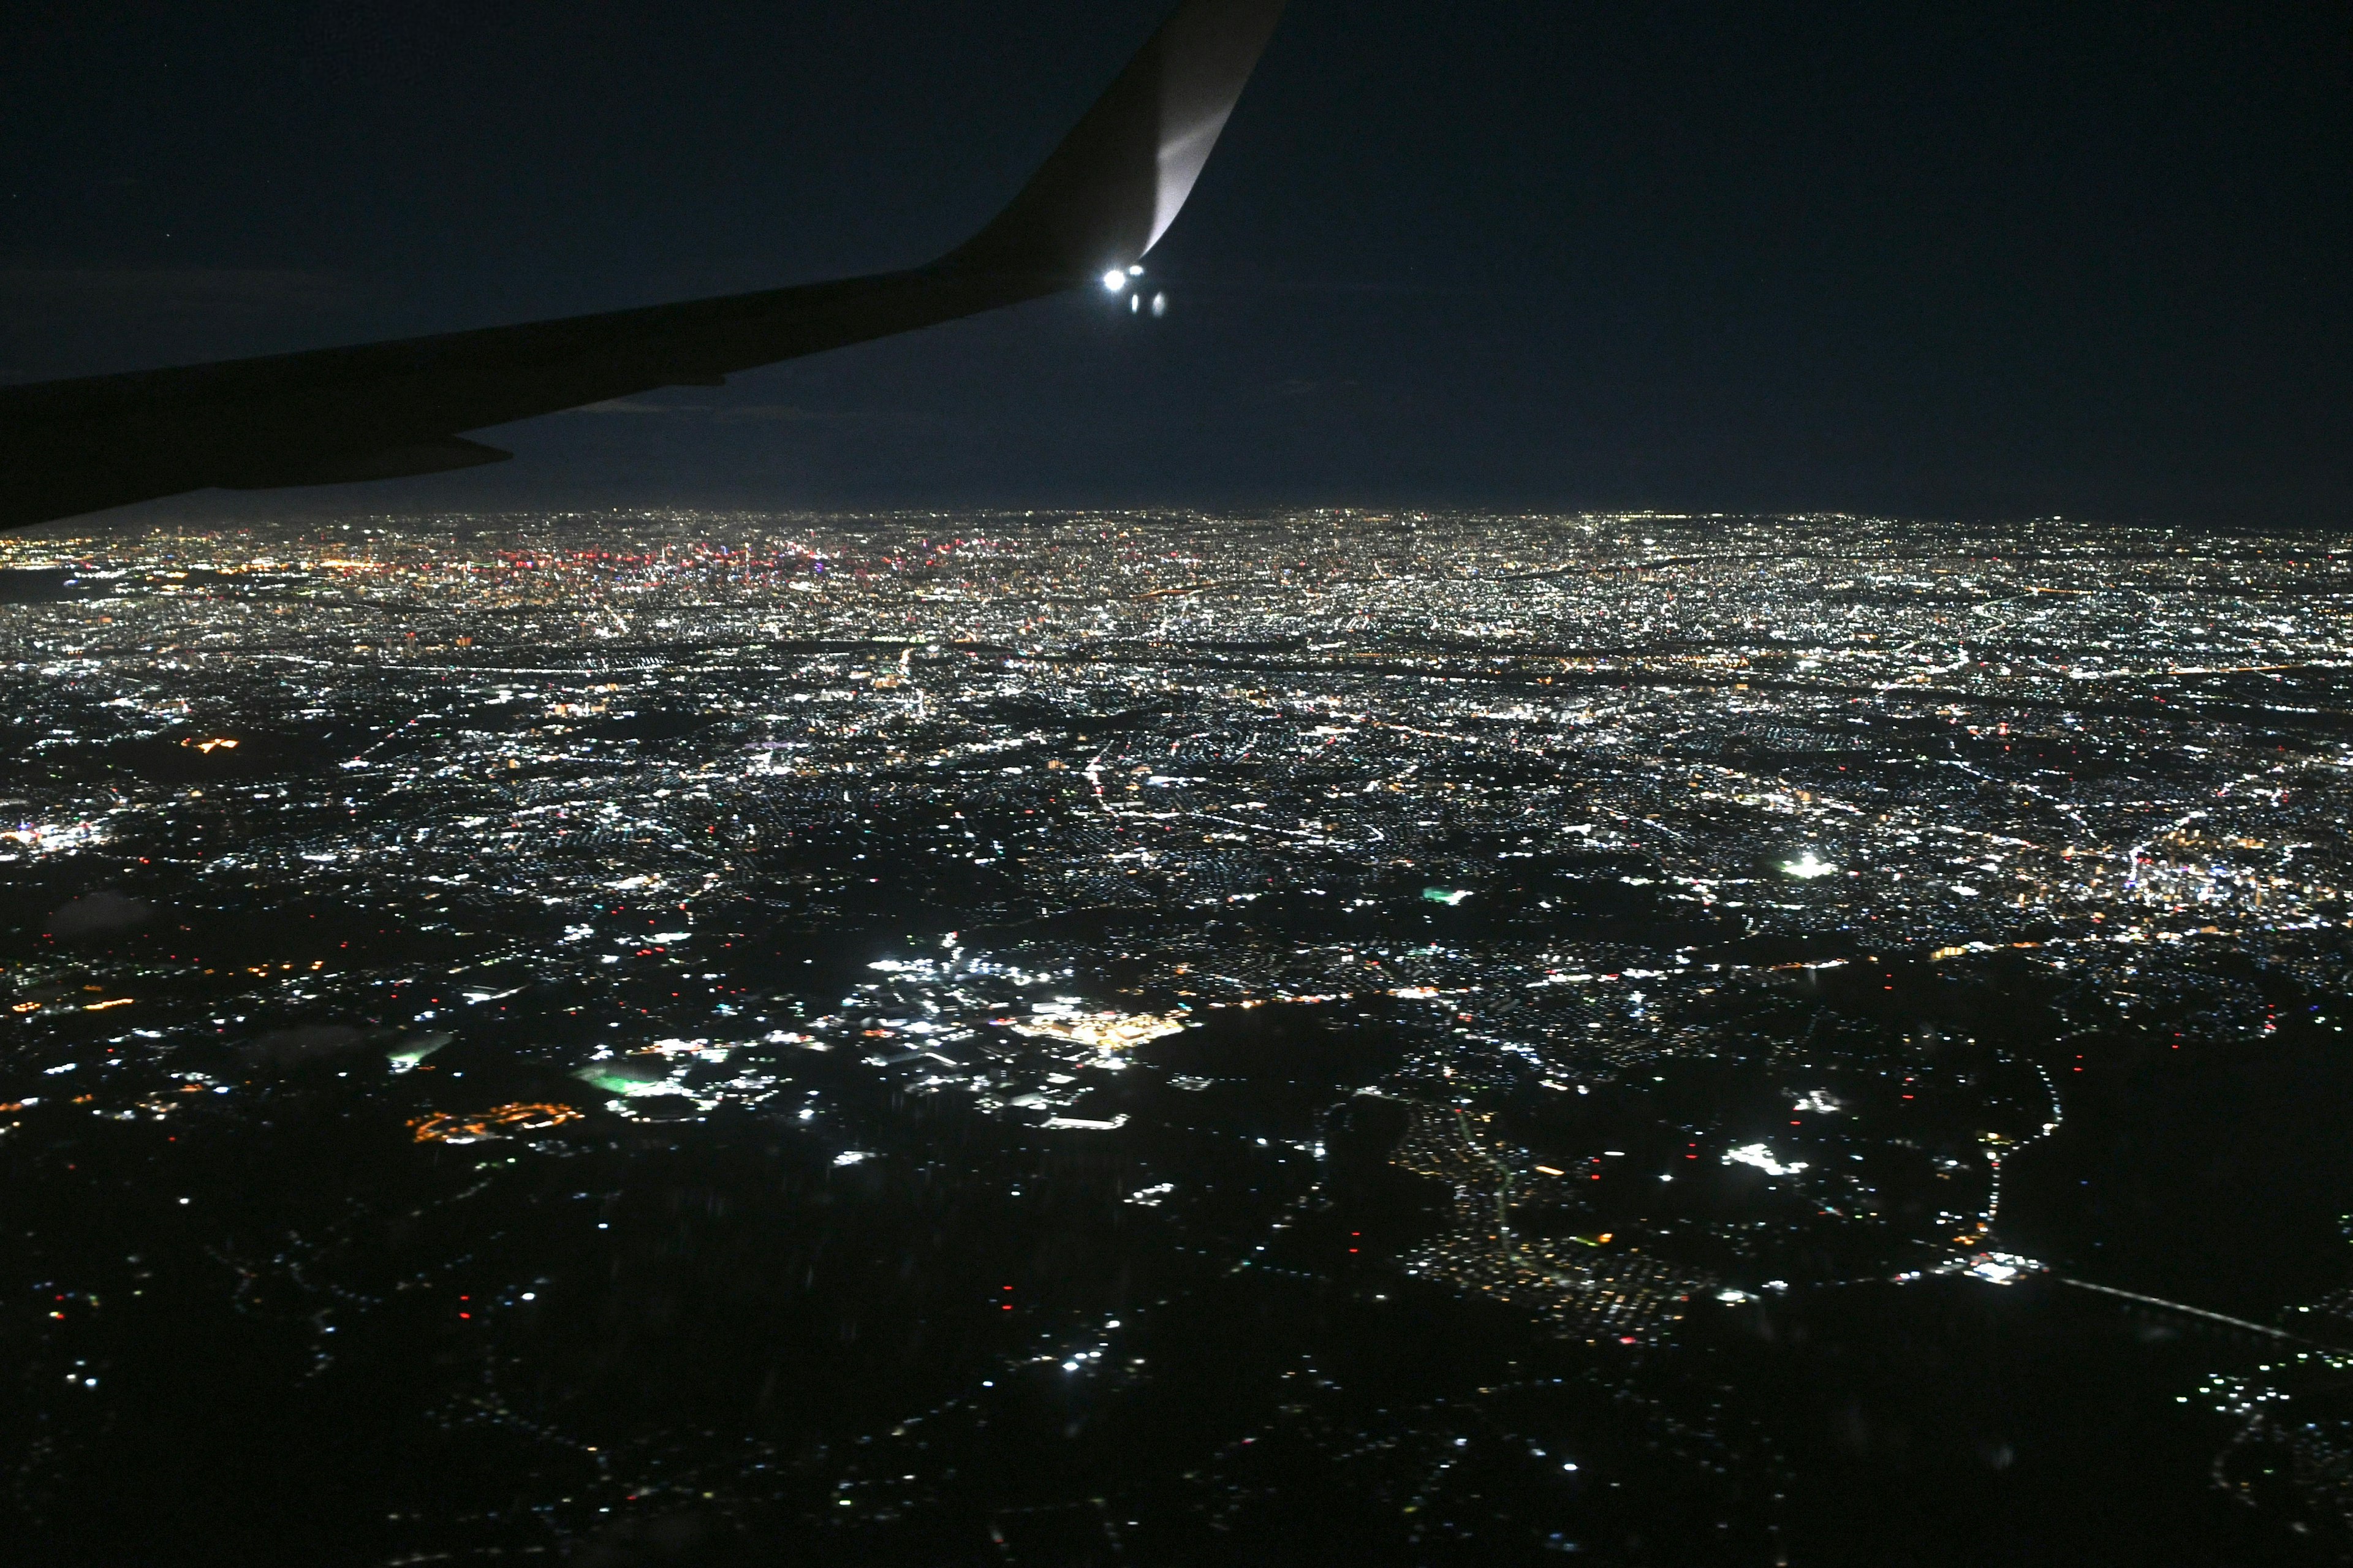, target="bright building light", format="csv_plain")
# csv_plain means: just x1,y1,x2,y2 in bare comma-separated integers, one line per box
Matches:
1724,1143,1808,1178
1782,850,1837,879
1964,1251,2042,1286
